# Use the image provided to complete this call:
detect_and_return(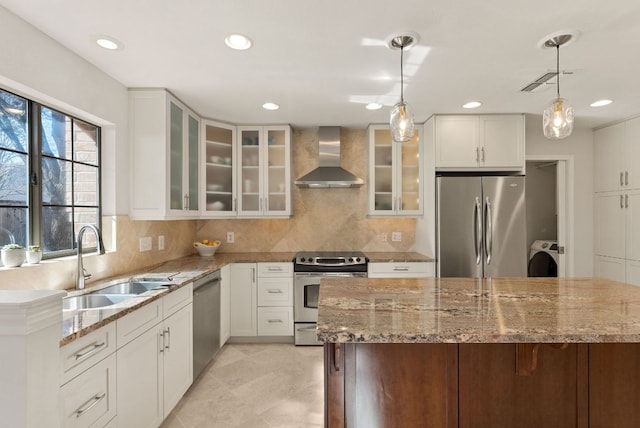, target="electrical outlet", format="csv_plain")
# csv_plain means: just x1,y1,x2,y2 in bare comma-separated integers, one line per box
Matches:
139,237,152,252
227,231,235,244
391,232,402,242
380,233,388,242
158,235,165,251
